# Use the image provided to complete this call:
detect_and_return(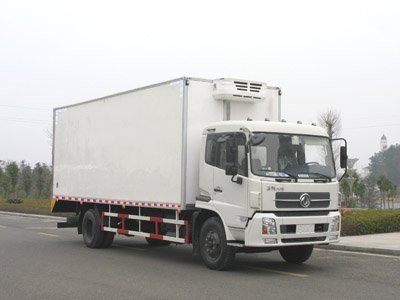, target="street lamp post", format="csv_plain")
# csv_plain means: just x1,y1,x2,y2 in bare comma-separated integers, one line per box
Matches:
346,158,359,207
